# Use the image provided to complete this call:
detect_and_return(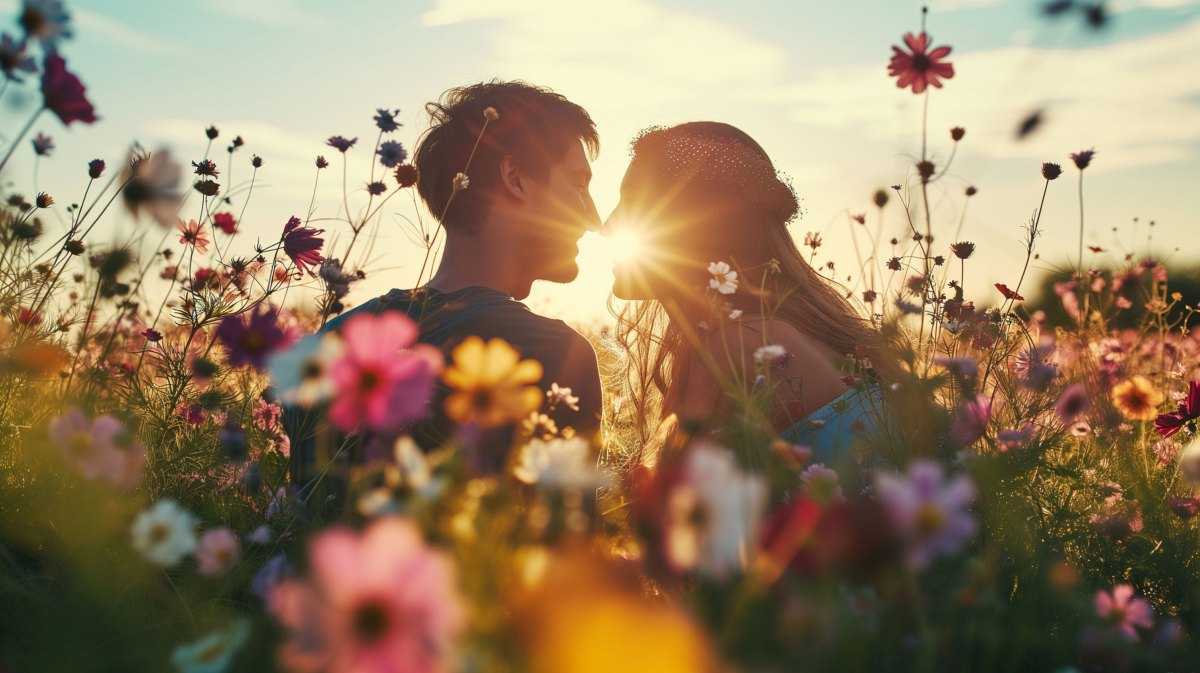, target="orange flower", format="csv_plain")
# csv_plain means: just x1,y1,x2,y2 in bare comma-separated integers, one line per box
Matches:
442,336,543,428
1110,375,1163,421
